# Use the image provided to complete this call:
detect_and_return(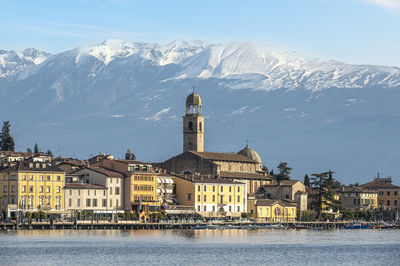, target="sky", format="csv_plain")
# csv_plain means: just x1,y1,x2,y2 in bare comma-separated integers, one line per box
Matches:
1,0,400,67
